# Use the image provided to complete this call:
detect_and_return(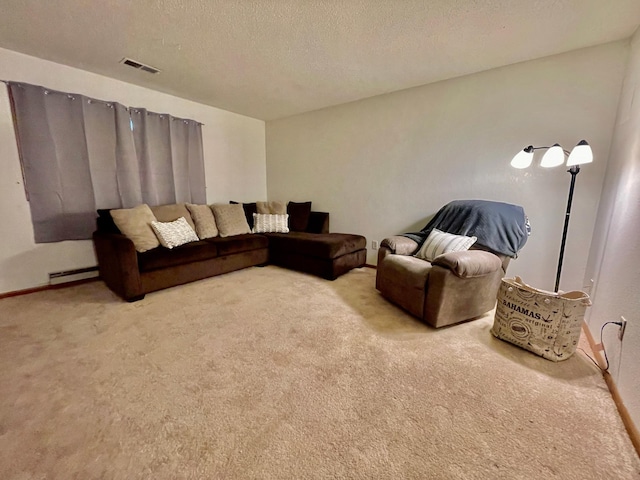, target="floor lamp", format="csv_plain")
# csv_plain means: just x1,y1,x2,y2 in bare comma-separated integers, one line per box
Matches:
510,140,594,292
